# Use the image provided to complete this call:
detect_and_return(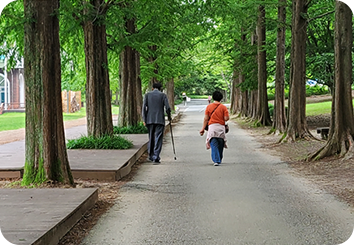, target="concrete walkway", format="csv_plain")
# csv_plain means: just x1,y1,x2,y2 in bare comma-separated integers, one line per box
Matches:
0,124,149,181
0,114,167,245
82,100,353,245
